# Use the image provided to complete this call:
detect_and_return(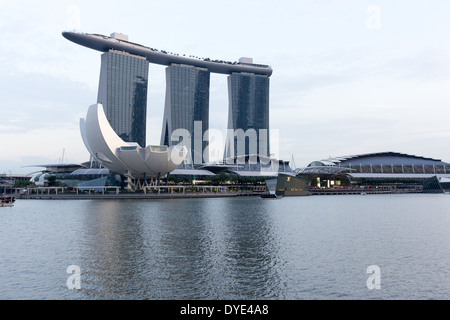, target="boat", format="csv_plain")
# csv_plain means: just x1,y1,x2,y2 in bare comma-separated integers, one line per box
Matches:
0,196,15,207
